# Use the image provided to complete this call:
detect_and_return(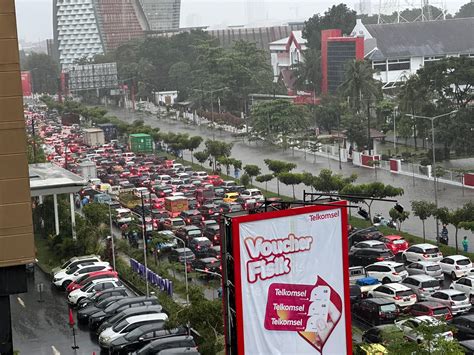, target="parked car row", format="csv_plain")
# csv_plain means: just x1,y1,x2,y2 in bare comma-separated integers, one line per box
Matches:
52,255,200,354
